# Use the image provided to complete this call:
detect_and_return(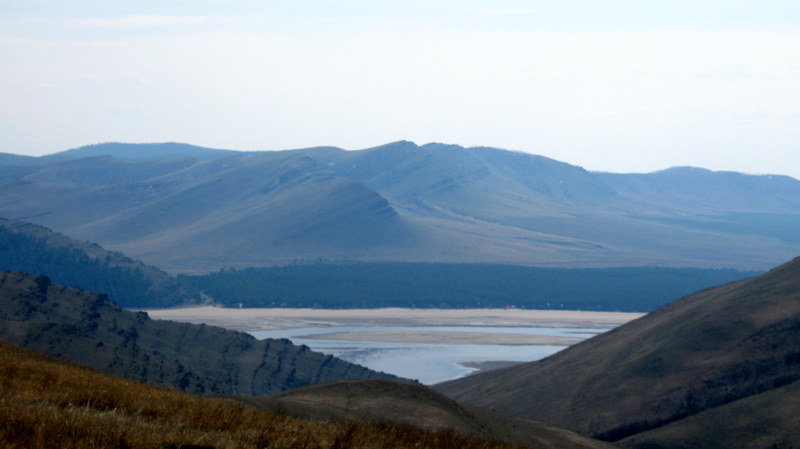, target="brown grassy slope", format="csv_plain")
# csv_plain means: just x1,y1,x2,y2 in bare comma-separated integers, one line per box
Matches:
234,379,618,449
620,378,800,449
436,256,800,441
0,270,396,397
0,340,529,449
